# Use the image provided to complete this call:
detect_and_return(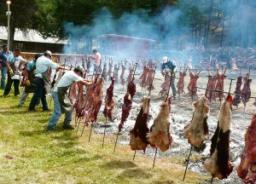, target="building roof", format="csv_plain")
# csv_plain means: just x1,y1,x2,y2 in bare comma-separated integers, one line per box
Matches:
0,26,67,45
98,34,156,43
